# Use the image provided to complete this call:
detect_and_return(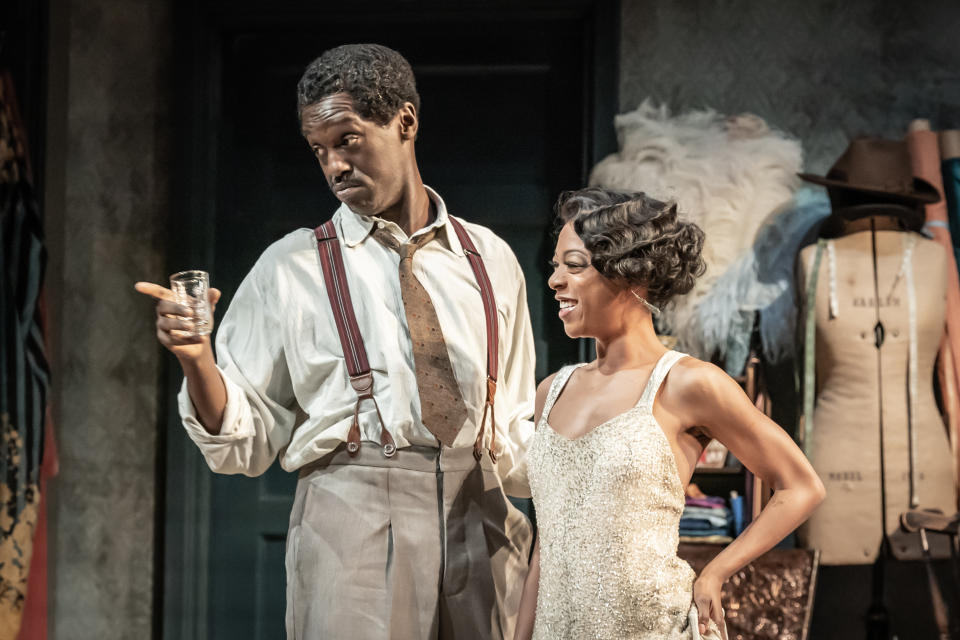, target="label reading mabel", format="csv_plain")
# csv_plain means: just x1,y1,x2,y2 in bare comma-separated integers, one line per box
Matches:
827,471,865,482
